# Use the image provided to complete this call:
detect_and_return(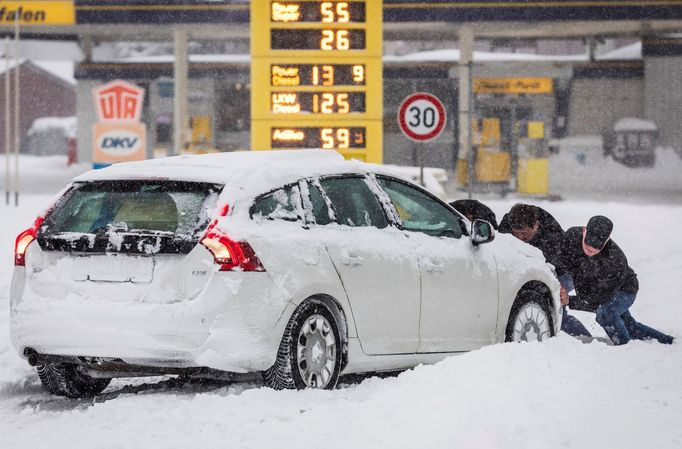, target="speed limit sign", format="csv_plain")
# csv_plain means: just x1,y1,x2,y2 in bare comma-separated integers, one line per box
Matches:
397,93,447,142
